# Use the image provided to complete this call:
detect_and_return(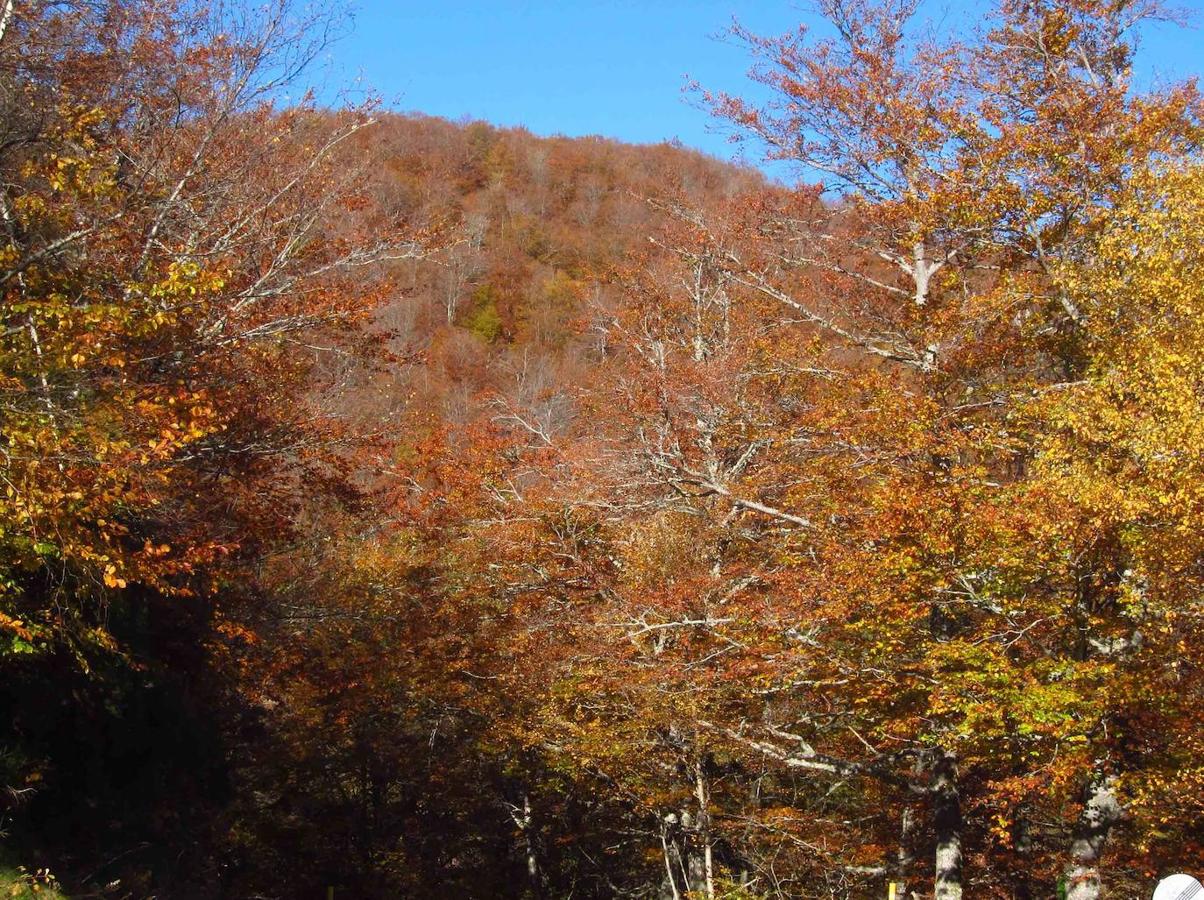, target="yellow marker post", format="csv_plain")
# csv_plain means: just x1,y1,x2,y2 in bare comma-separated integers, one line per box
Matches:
888,883,898,900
